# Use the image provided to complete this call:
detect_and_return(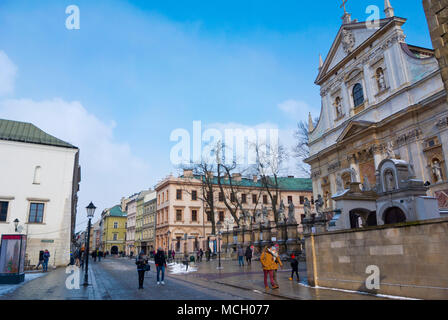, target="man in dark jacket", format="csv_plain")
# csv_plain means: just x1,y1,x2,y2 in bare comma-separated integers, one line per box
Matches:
154,248,167,285
36,250,45,270
245,246,253,265
289,254,300,282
